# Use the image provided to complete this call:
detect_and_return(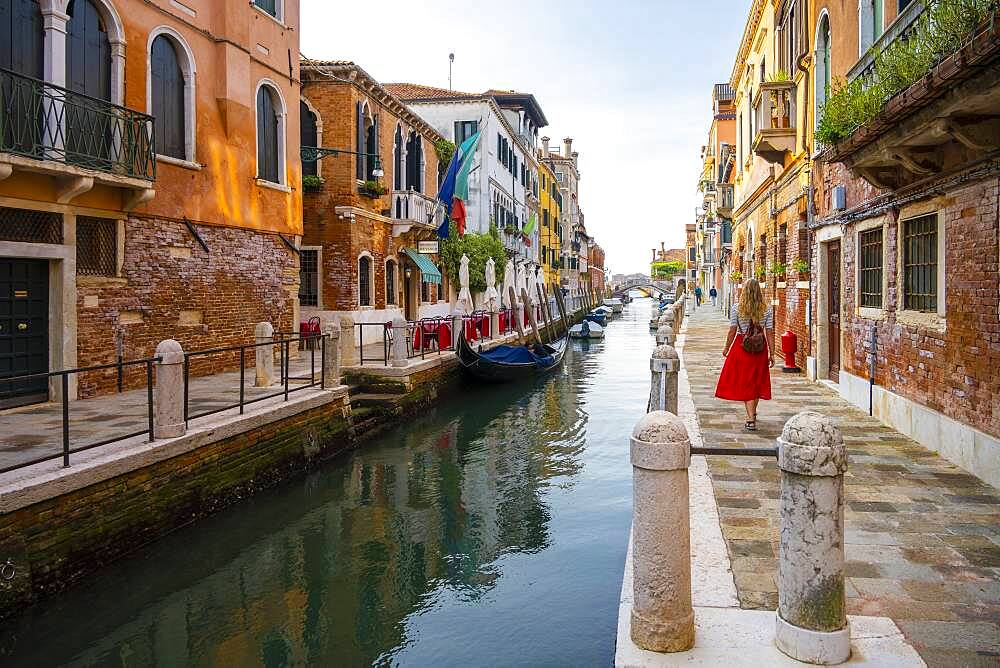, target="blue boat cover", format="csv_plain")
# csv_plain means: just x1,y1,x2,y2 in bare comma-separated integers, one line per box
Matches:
479,345,554,367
